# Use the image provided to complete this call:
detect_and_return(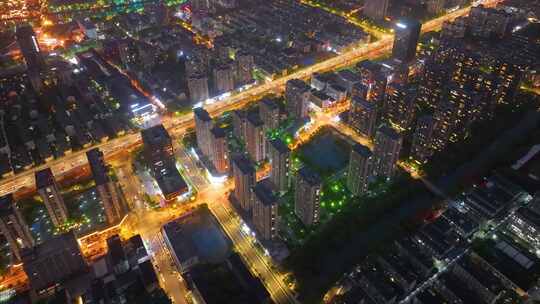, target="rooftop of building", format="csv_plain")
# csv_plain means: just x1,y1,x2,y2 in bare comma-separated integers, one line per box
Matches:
210,126,227,138
35,167,56,189
156,166,189,198
194,107,212,122
233,155,255,175
141,124,171,147
0,193,15,217
163,206,231,266
270,138,290,154
298,166,322,186
376,126,402,141
351,143,373,158
86,148,110,186
253,179,278,207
